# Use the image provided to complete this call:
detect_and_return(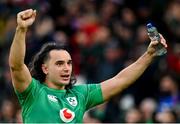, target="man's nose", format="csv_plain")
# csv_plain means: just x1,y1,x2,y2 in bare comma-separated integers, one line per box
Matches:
63,64,70,71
